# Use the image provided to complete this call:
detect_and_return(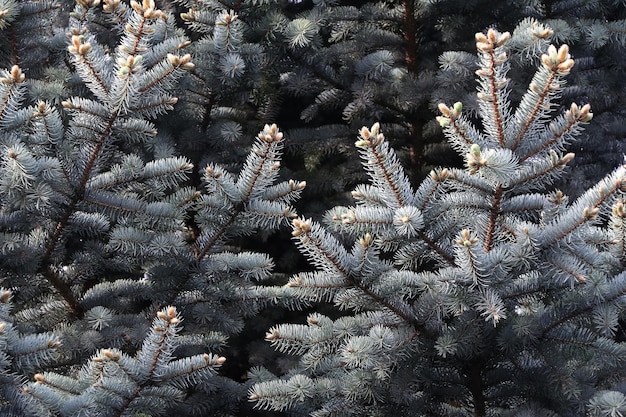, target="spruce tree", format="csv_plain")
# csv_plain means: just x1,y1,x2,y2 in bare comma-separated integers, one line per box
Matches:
0,1,302,415
249,27,626,417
